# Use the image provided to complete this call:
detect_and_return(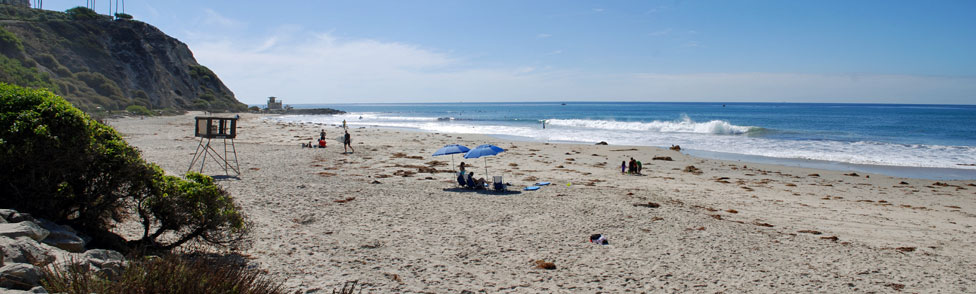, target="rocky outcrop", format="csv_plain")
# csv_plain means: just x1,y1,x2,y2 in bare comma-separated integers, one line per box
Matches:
0,208,125,292
0,5,246,112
